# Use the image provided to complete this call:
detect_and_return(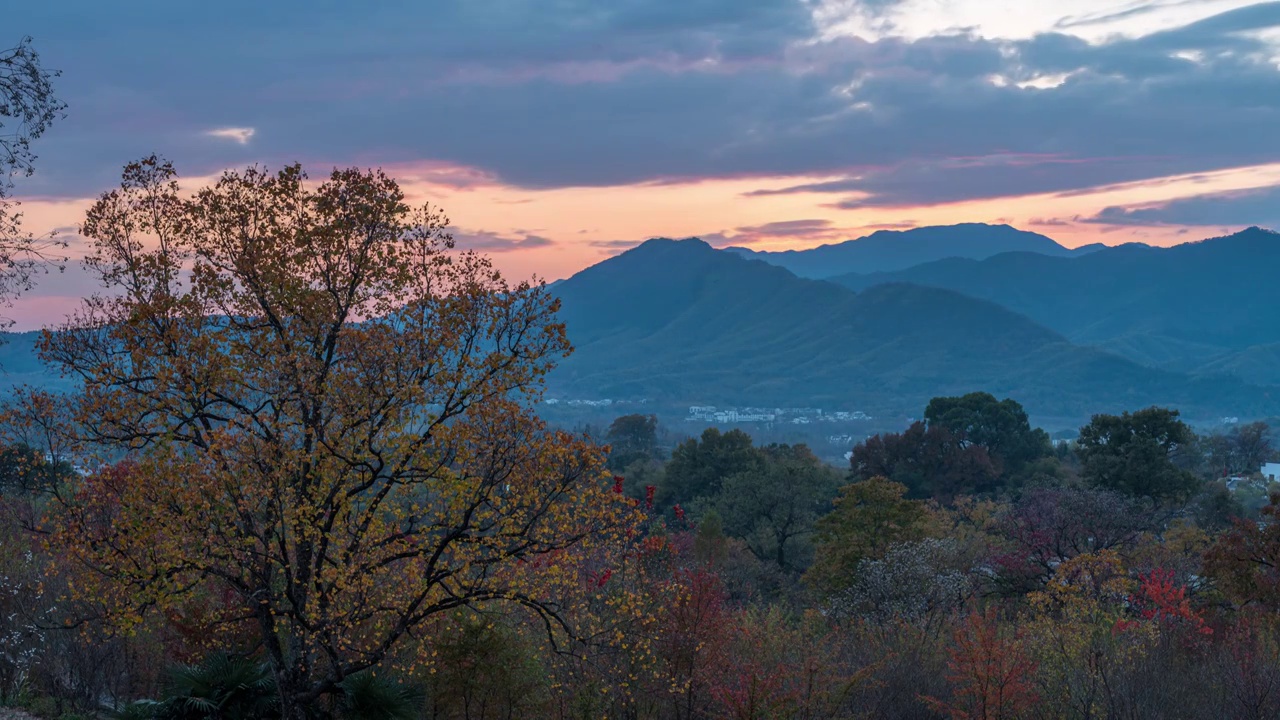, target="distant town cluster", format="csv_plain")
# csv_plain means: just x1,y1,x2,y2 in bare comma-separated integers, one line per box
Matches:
542,397,618,408
685,405,872,424
537,398,876,426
